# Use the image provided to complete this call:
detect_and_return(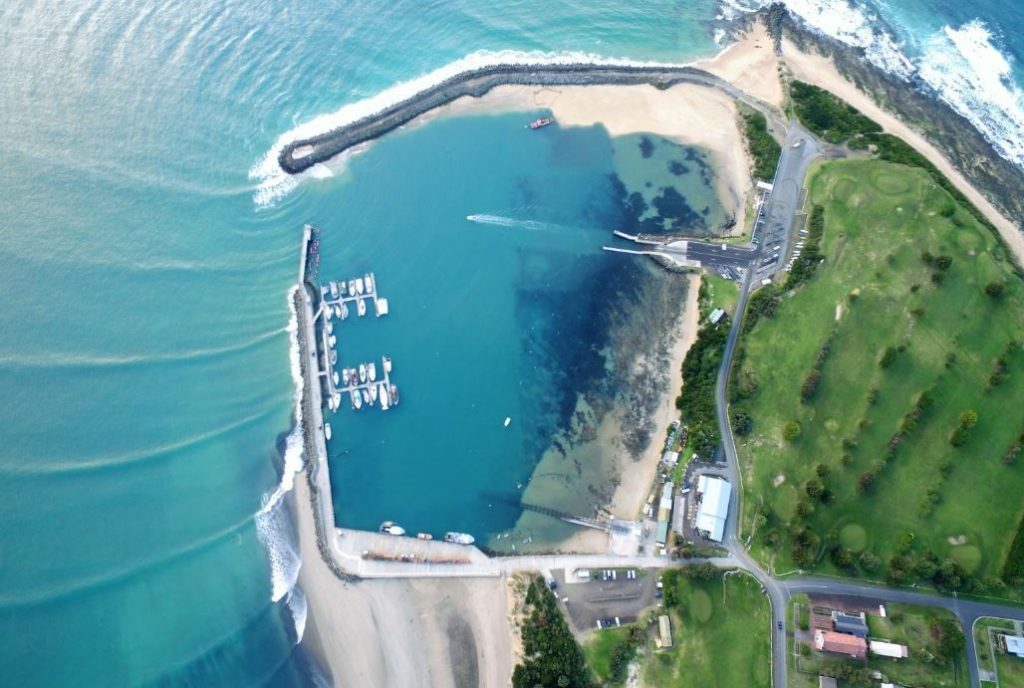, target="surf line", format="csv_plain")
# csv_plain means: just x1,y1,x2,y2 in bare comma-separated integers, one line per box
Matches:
277,62,749,176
